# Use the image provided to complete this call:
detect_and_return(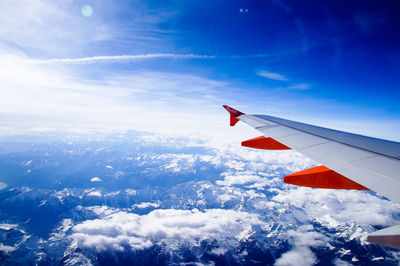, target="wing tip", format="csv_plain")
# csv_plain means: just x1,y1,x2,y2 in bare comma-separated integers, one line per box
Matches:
222,105,244,126
222,105,244,116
